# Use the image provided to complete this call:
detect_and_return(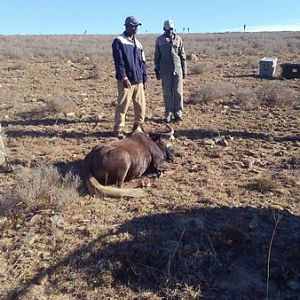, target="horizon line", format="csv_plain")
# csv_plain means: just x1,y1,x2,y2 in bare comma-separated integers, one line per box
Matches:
0,30,299,36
